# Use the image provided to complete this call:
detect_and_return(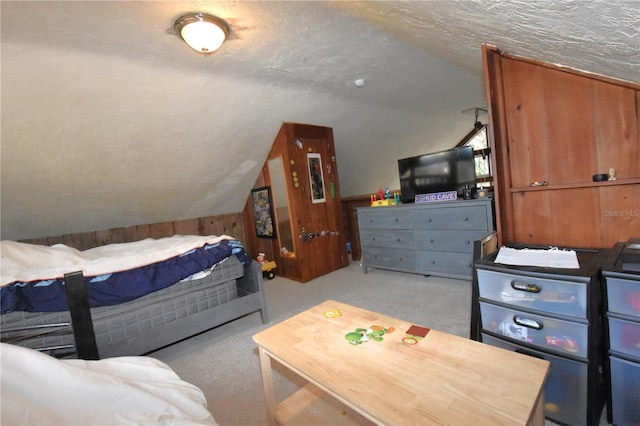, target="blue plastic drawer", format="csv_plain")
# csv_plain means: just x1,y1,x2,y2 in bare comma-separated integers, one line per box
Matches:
607,315,640,361
606,277,640,318
480,302,588,358
482,333,588,426
609,356,640,426
477,269,587,318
